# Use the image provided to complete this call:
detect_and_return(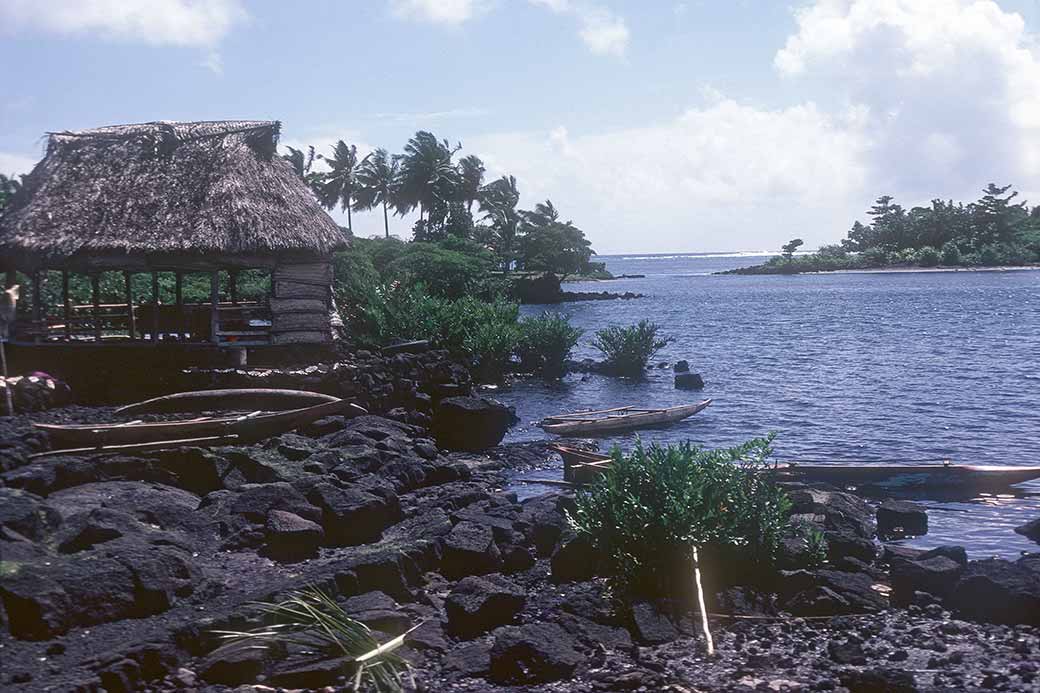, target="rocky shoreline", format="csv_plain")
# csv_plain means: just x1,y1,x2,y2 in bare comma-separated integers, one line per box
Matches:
1,355,1039,691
